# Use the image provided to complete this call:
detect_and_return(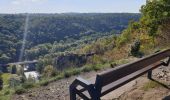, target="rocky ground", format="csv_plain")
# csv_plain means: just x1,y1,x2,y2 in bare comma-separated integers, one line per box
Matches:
12,70,100,100
12,60,170,100
119,64,170,100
